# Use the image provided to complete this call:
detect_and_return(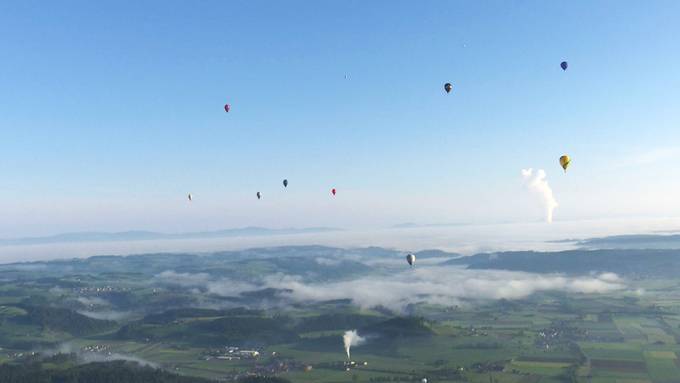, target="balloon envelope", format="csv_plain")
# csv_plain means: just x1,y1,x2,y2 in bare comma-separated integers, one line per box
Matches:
444,83,452,93
224,104,230,112
560,61,568,71
559,155,571,172
331,188,336,196
283,179,288,188
256,192,261,199
406,253,416,266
